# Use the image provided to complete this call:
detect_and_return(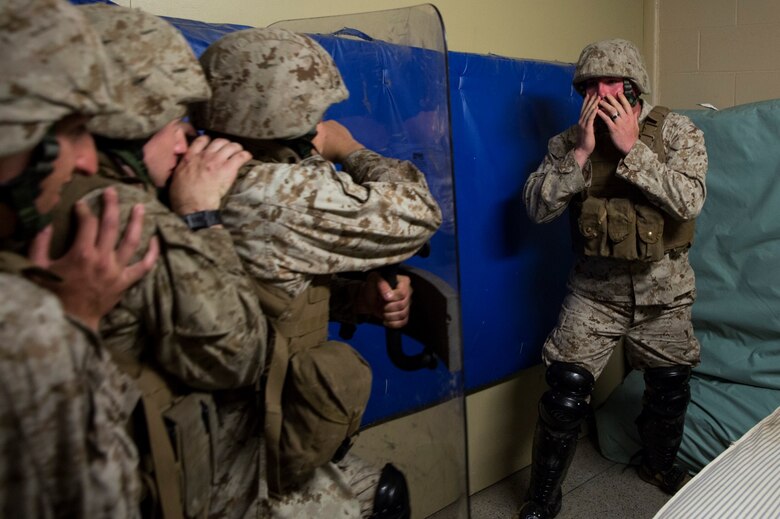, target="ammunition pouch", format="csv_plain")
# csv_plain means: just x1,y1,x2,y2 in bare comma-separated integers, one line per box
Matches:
578,197,608,257
257,279,373,496
267,336,372,493
573,105,695,261
575,196,688,261
607,198,638,260
636,204,665,261
131,364,218,519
